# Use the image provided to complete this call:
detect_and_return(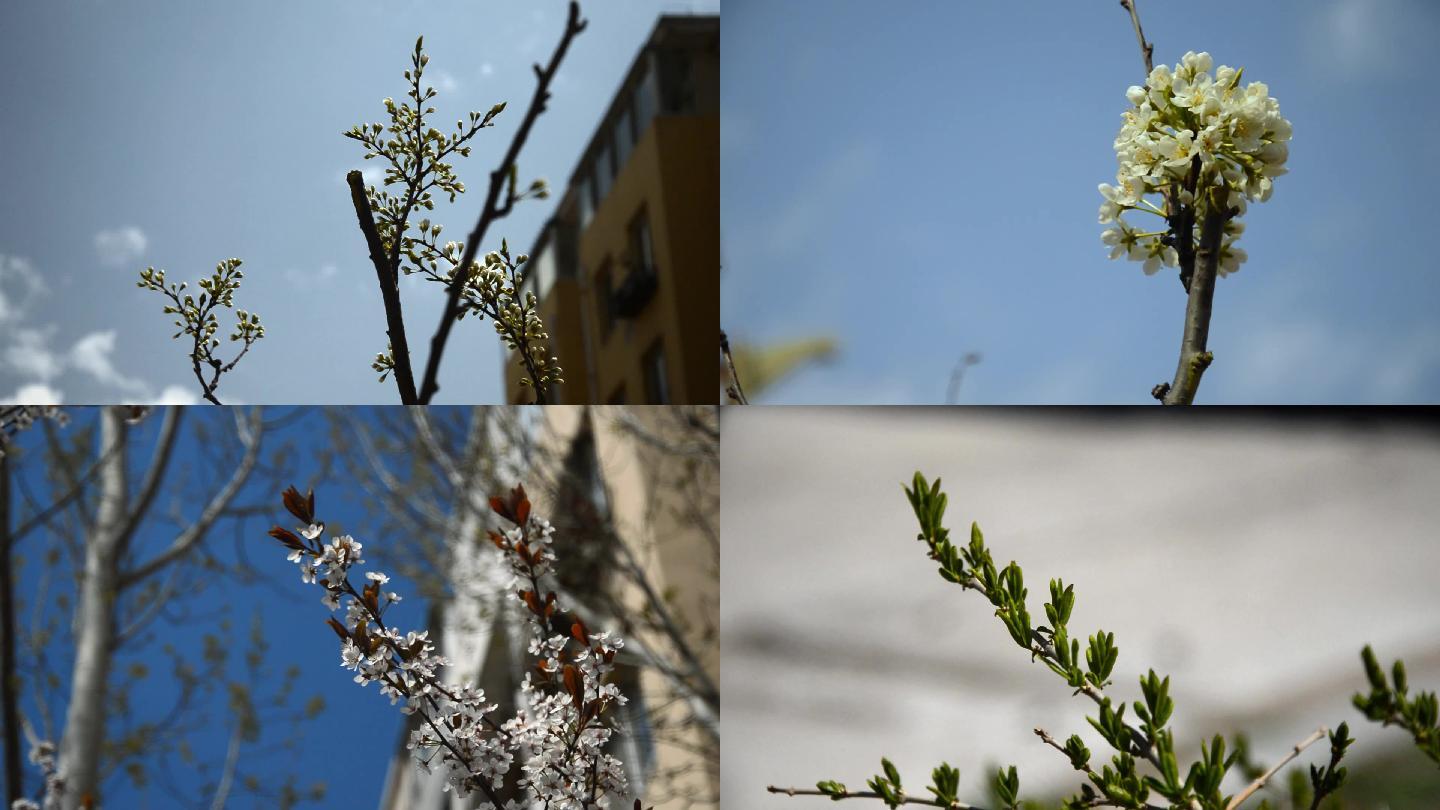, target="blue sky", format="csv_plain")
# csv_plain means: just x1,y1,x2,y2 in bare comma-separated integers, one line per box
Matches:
722,0,1440,403
4,407,481,808
0,0,717,405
